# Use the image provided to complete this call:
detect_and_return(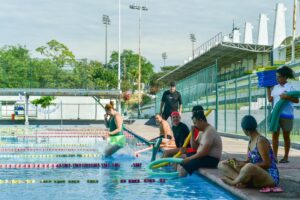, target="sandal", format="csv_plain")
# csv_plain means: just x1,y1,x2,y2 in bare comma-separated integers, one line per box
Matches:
279,158,289,163
271,187,284,193
259,187,272,193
